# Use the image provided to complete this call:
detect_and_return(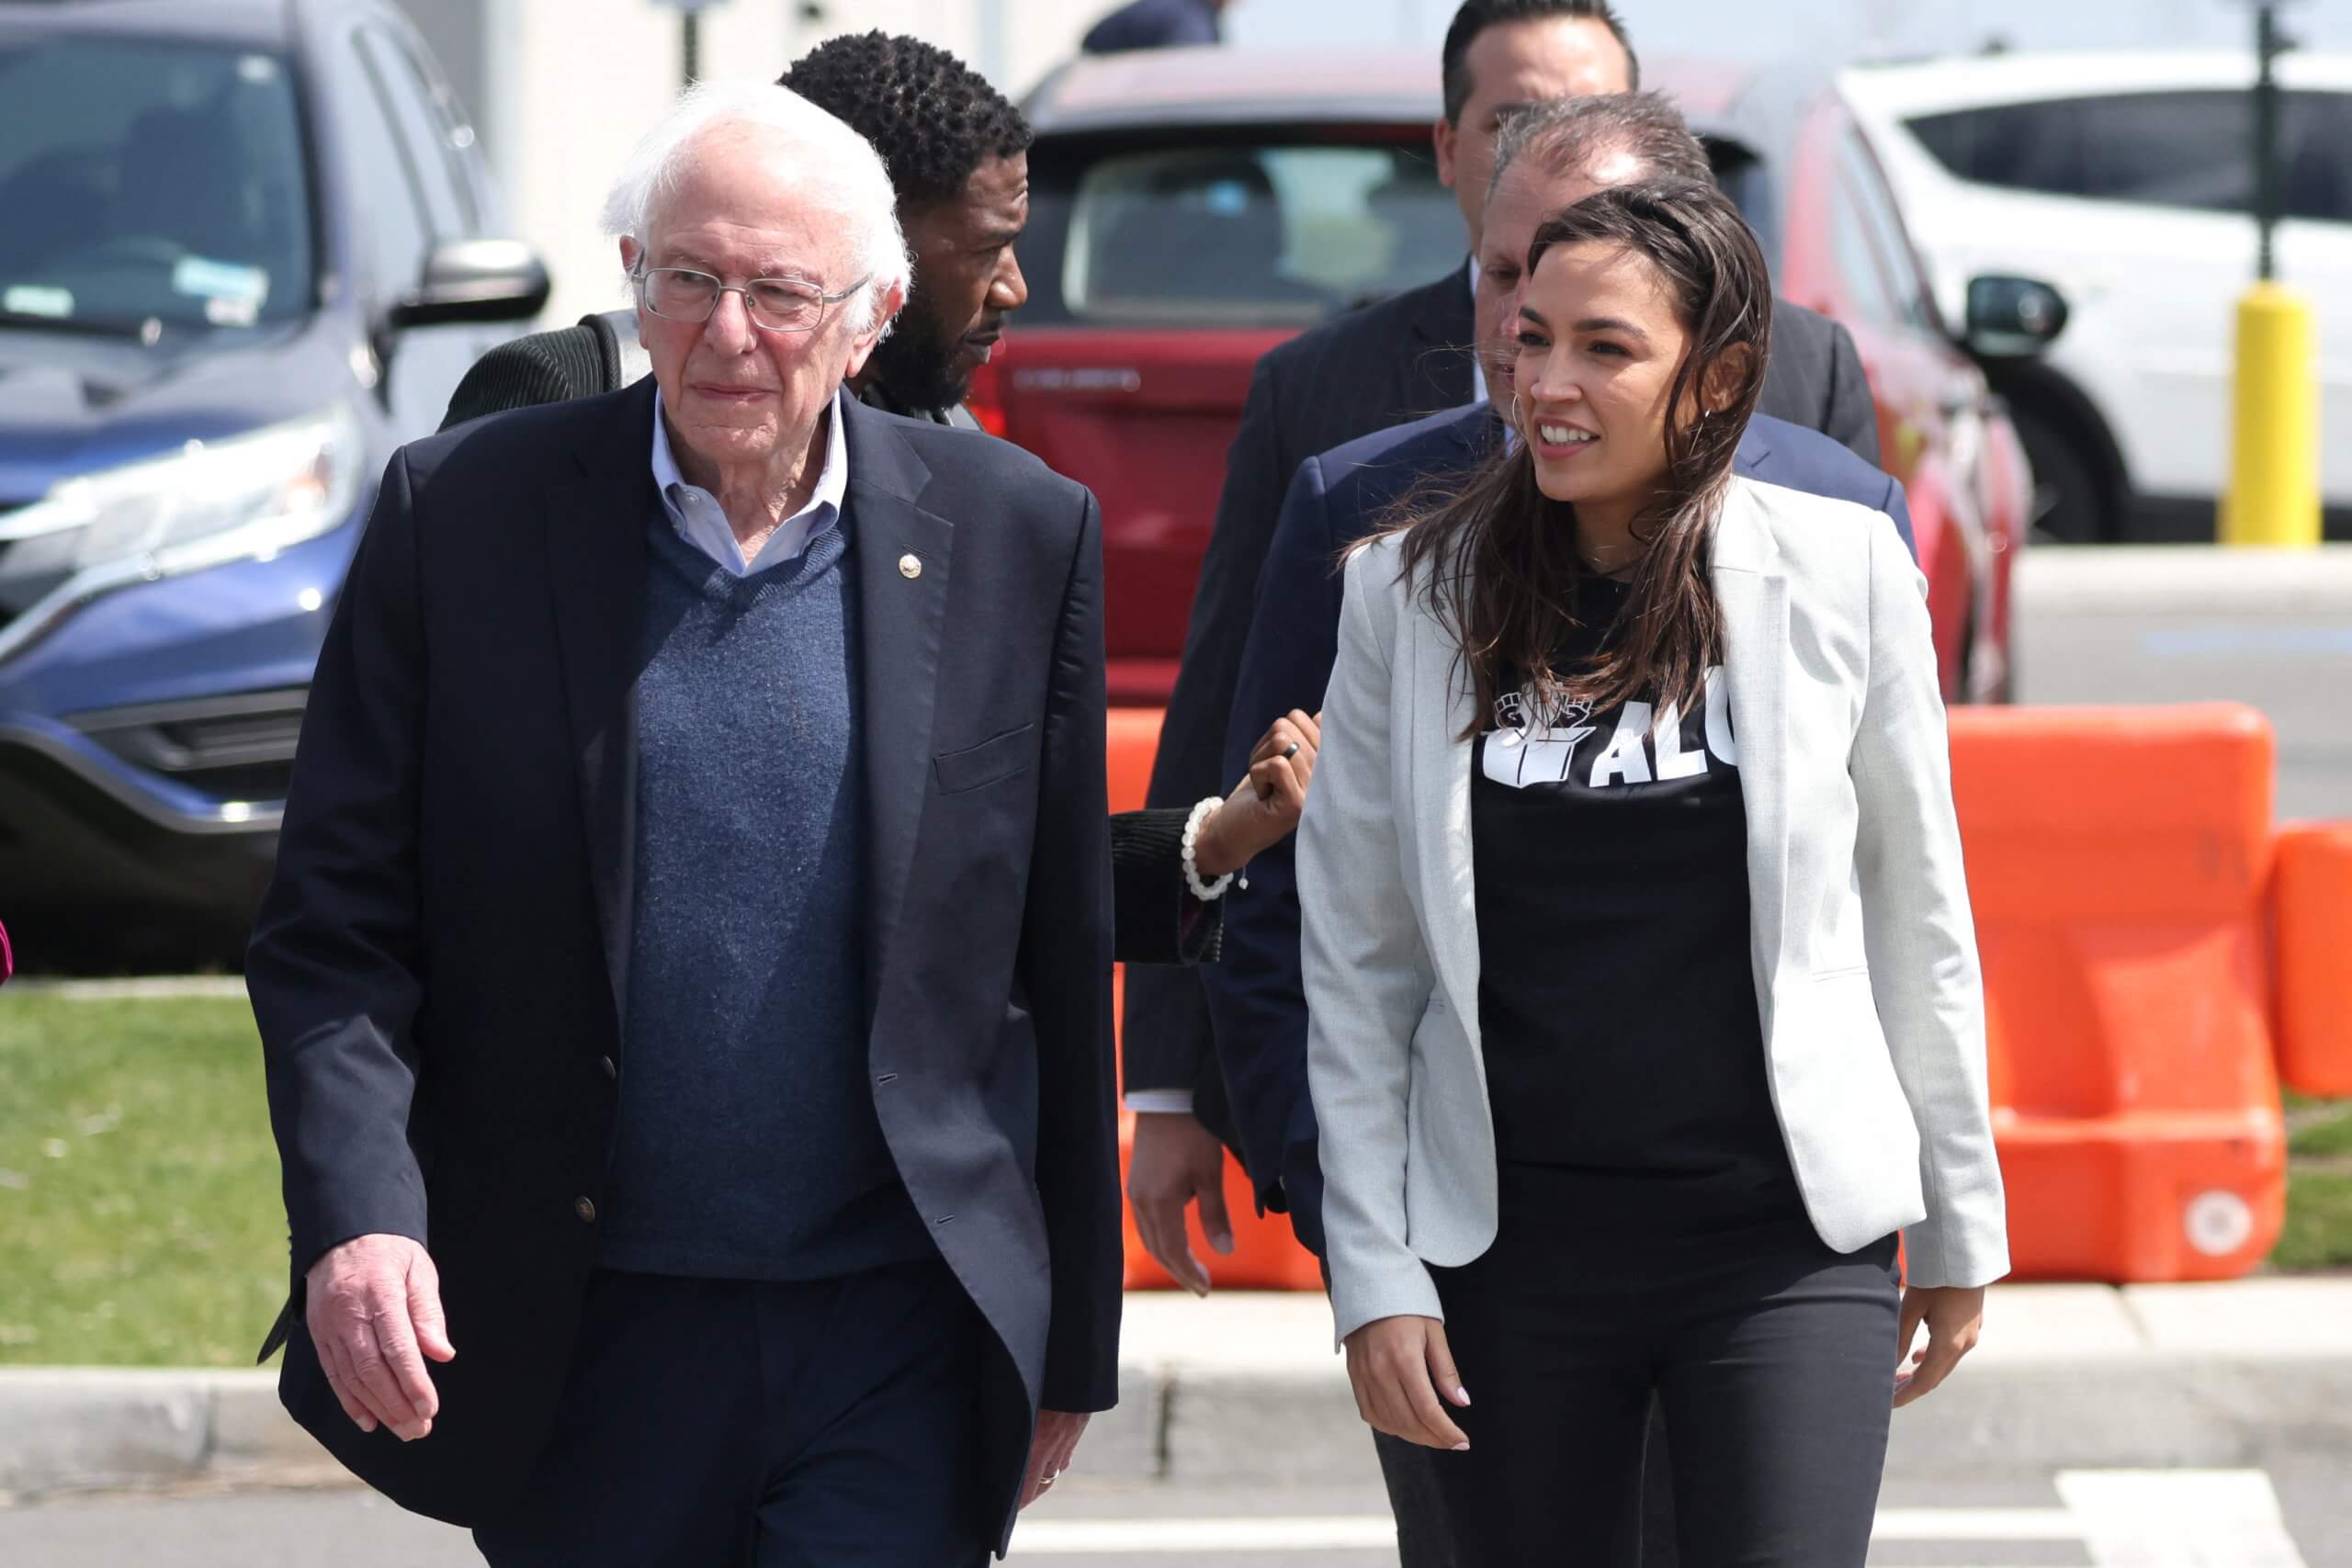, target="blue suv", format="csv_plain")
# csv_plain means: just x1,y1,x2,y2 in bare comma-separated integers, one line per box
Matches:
0,0,546,956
